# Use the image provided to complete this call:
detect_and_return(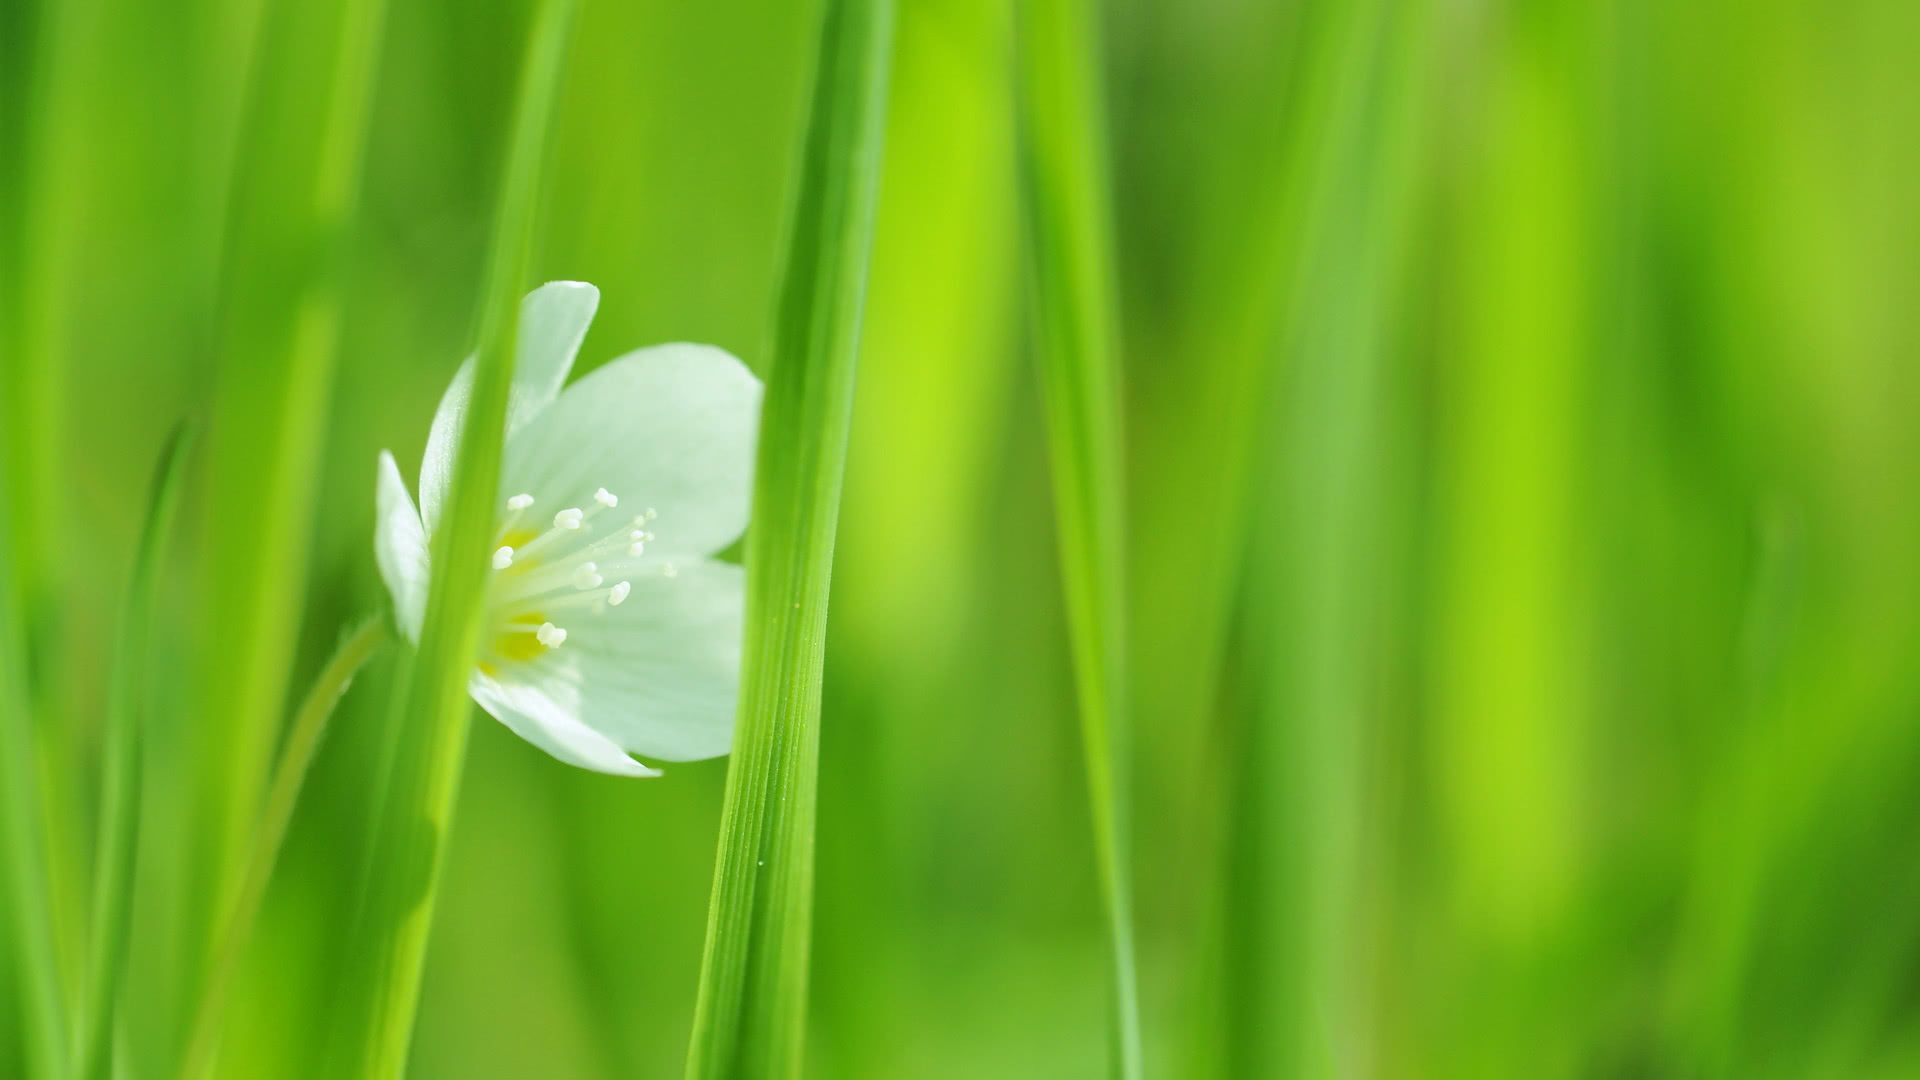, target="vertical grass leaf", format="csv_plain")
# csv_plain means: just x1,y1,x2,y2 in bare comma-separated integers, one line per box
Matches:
1011,0,1142,1074
683,0,895,1075
1231,0,1430,1071
0,437,64,1080
185,0,391,1035
179,617,391,1080
330,0,579,1074
76,420,198,1080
